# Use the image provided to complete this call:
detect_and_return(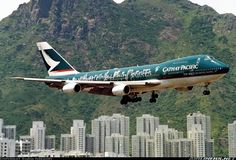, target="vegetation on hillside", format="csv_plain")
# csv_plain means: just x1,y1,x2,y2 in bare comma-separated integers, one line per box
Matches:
0,0,235,155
